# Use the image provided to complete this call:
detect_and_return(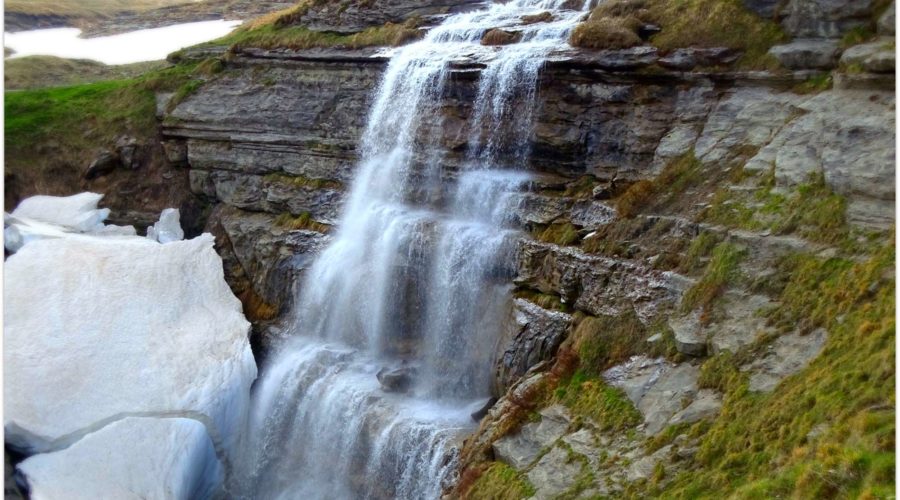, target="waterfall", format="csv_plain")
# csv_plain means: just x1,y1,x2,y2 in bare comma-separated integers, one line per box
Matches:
232,1,588,498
